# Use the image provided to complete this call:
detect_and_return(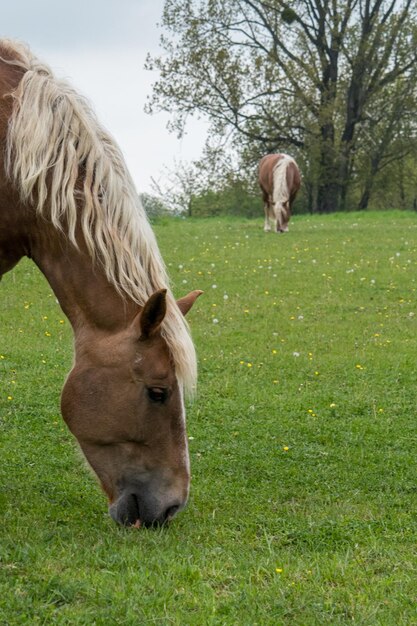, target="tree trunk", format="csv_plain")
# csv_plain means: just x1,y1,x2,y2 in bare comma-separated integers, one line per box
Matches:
358,183,371,211
316,179,339,213
316,122,339,213
358,155,380,210
315,29,340,214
